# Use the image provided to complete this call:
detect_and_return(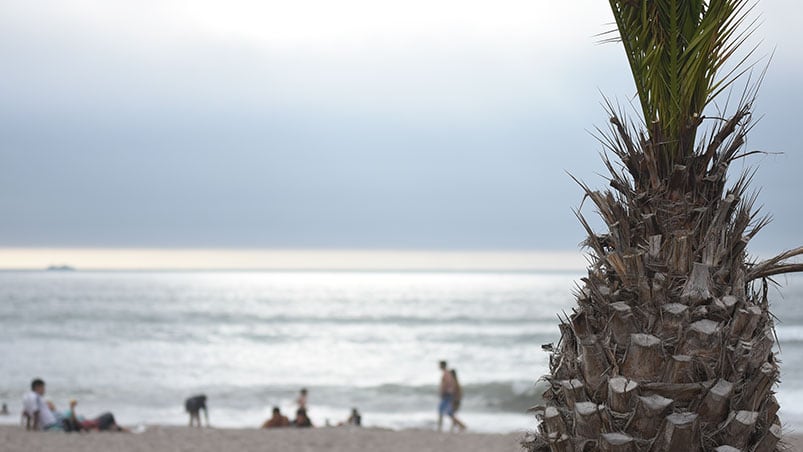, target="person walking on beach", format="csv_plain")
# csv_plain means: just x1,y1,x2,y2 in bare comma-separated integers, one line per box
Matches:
436,360,456,432
449,369,467,432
